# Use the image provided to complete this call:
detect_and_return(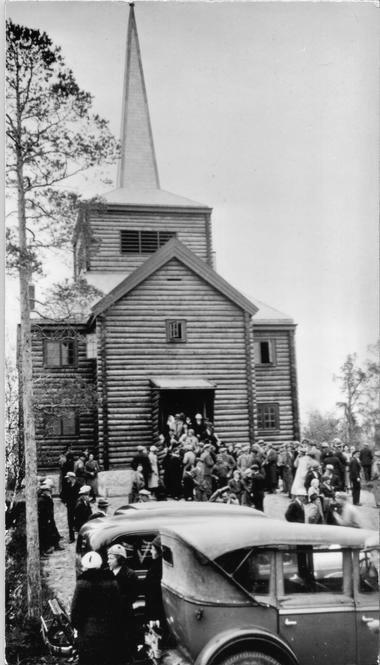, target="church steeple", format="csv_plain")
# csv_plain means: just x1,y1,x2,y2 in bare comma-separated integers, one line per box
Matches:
116,4,160,190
